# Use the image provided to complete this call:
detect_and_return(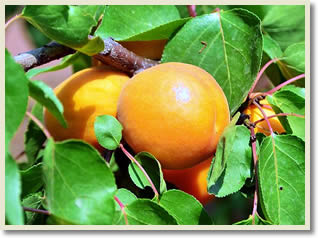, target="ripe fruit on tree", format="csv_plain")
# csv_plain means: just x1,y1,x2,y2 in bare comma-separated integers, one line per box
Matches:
163,157,214,205
117,62,230,169
243,98,285,136
44,67,129,151
120,40,167,60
